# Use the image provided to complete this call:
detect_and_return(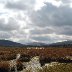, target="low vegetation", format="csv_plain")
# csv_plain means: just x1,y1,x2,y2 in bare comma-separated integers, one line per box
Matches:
0,46,72,60
40,63,72,72
0,46,72,72
21,63,72,72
